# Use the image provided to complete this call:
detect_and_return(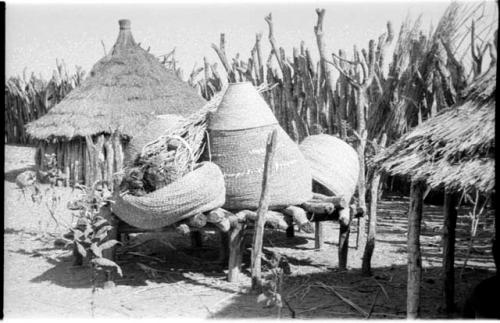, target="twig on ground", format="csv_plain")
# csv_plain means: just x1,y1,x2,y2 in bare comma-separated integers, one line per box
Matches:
127,252,165,263
372,277,389,300
316,282,369,317
367,289,381,318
